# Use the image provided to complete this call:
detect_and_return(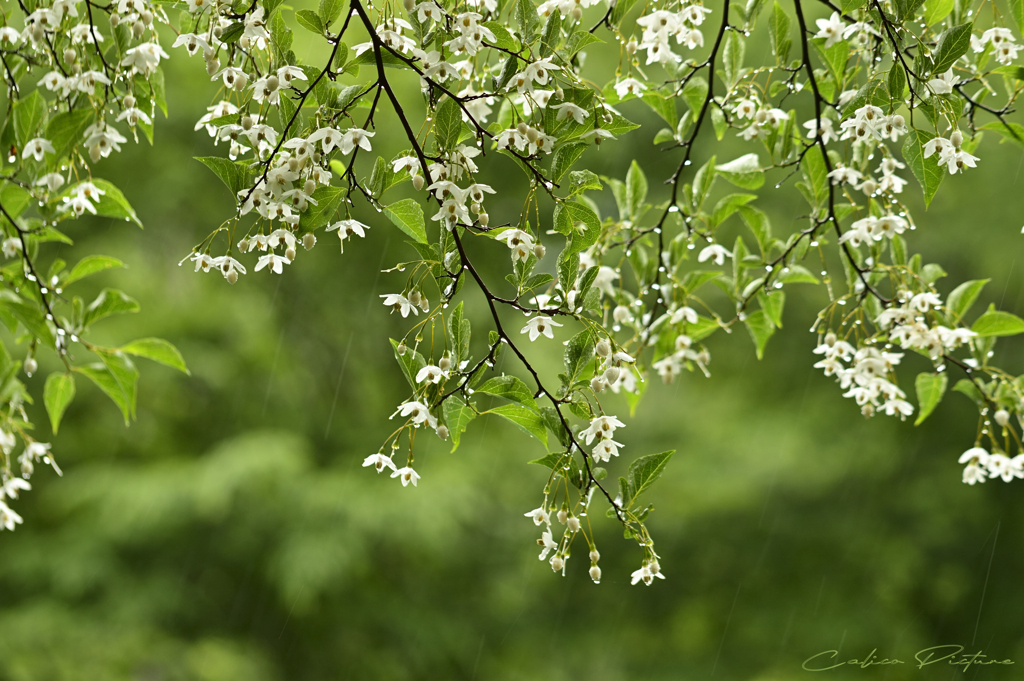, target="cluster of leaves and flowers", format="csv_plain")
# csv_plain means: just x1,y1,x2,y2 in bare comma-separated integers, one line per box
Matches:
4,0,1024,584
